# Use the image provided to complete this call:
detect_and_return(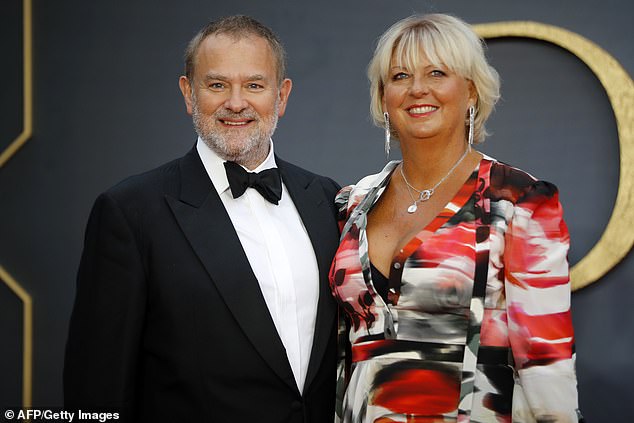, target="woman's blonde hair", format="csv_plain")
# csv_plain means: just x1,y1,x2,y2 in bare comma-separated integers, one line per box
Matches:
368,14,500,144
